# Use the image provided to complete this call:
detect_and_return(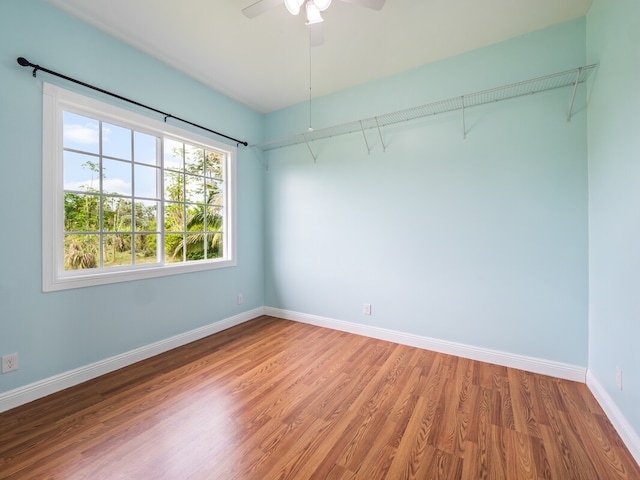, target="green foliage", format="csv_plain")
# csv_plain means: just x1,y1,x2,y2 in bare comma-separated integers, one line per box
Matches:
63,142,225,269
164,145,224,261
64,236,98,270
64,193,99,232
